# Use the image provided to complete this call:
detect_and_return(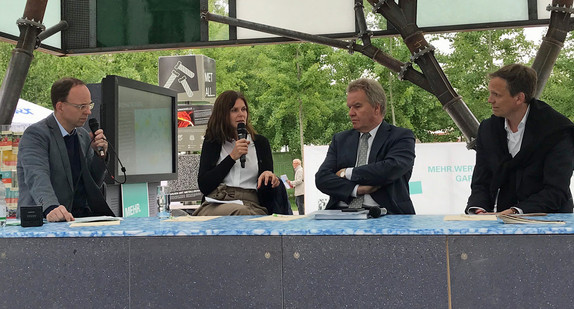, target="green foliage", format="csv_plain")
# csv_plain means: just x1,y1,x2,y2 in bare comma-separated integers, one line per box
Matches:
201,43,348,154
0,41,193,108
436,29,537,123
207,0,229,40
